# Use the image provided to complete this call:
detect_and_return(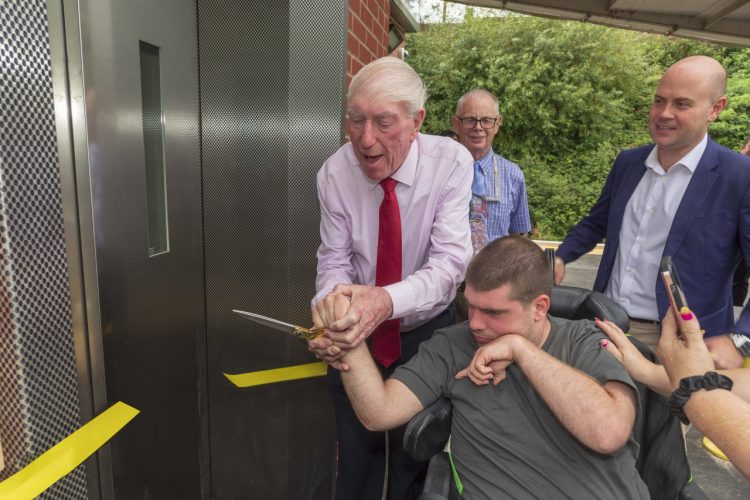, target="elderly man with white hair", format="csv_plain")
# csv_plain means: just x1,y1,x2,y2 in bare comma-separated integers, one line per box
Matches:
308,57,473,499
